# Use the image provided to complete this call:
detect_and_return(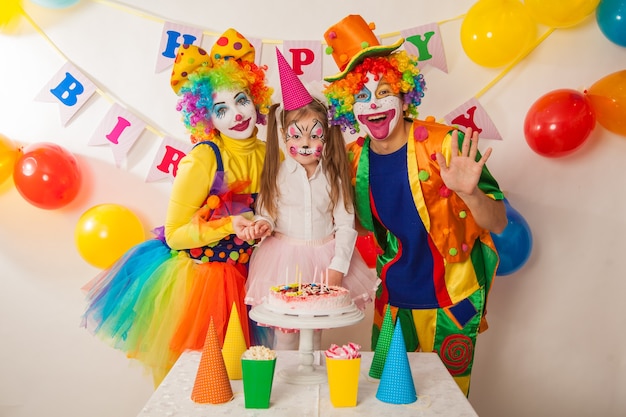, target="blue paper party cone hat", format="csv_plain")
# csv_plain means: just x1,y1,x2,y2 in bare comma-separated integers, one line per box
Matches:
376,319,417,404
369,305,394,379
